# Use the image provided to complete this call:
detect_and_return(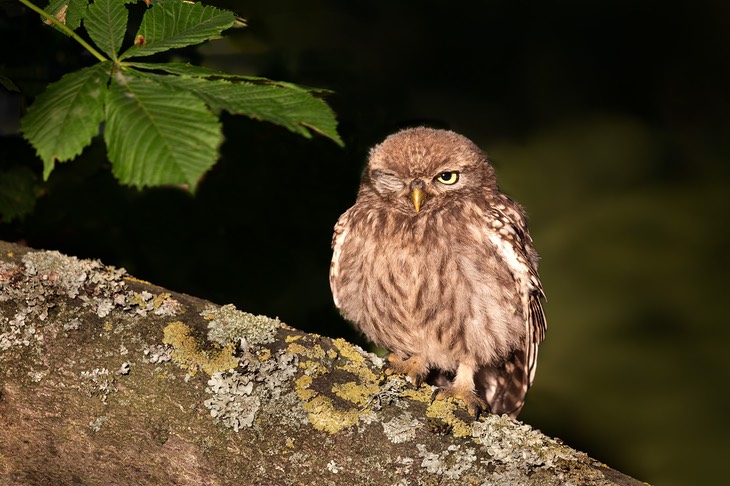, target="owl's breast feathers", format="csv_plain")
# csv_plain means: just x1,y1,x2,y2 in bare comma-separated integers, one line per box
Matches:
330,195,545,376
